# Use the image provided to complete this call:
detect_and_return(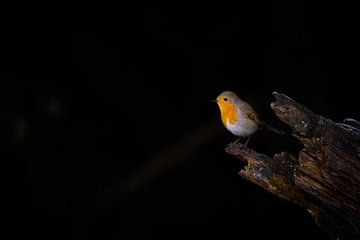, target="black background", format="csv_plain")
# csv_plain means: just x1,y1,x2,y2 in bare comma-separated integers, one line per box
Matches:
2,1,359,239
